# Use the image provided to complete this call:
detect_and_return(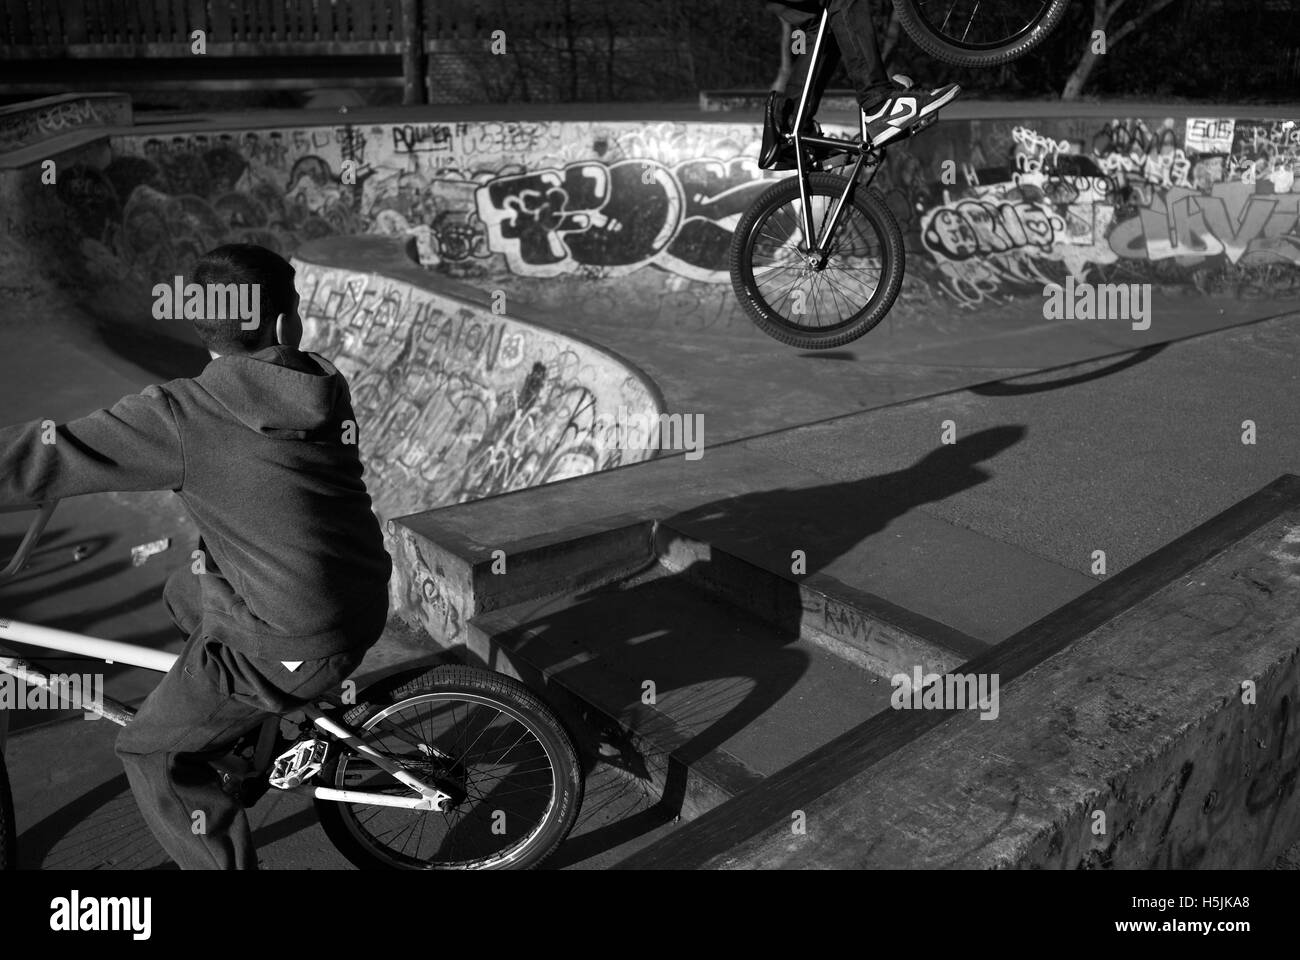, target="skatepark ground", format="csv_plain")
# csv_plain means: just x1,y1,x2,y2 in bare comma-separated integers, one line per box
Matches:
1,98,1298,868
